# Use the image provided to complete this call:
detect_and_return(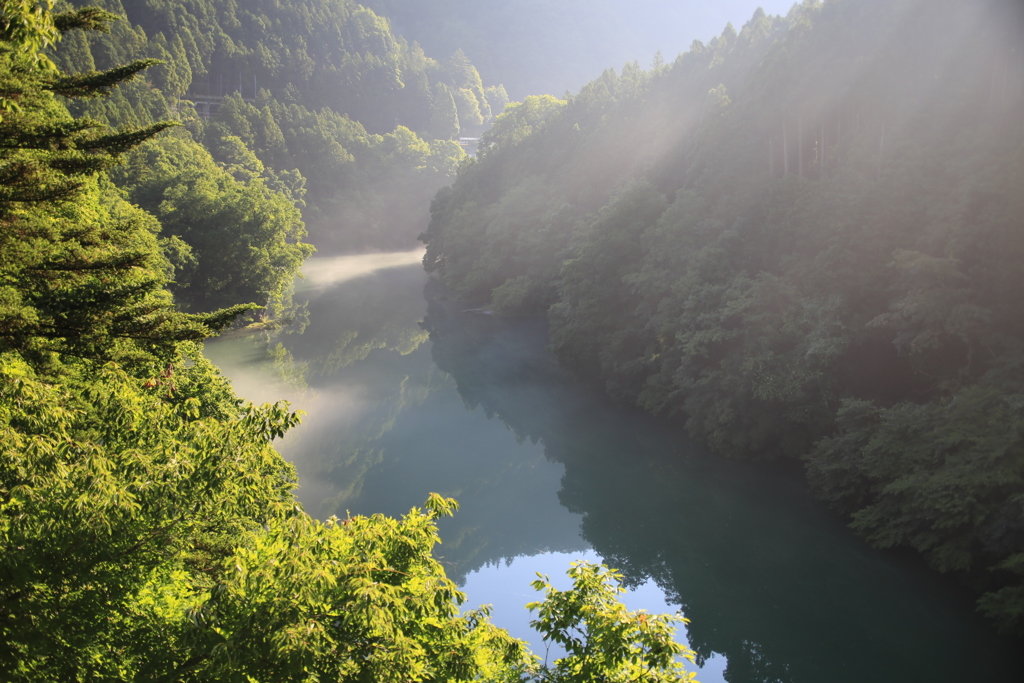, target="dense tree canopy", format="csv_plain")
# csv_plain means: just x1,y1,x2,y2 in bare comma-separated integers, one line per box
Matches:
47,0,499,263
420,0,1024,633
0,3,245,367
111,131,313,311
